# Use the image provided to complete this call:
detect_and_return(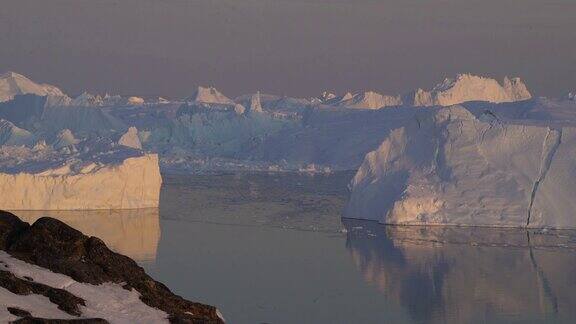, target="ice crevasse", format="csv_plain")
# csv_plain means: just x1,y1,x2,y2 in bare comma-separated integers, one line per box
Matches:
345,105,576,229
